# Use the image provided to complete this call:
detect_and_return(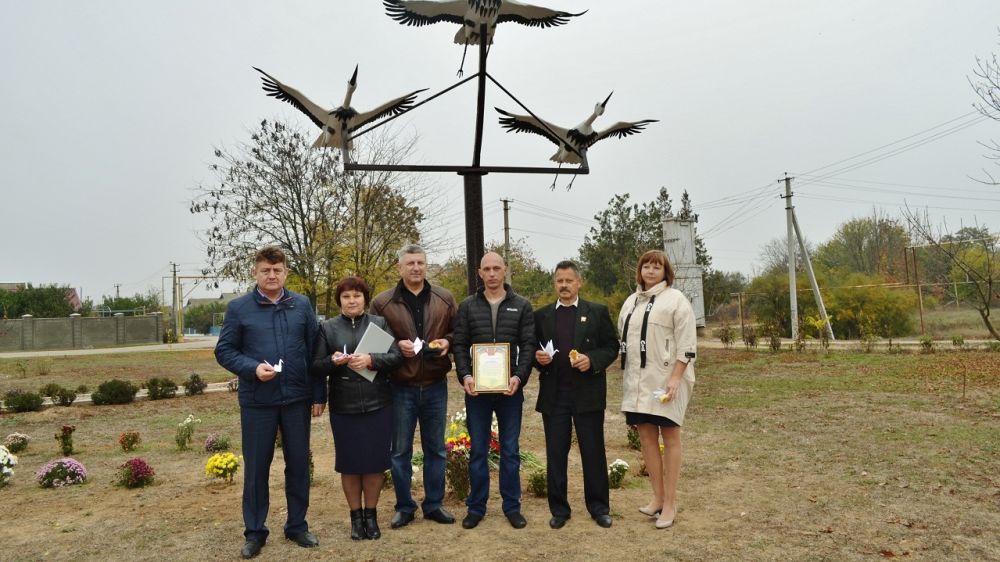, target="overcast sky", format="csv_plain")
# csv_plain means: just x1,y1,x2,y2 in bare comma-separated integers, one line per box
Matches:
3,0,1000,304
